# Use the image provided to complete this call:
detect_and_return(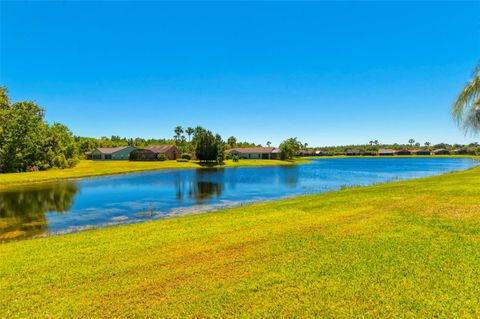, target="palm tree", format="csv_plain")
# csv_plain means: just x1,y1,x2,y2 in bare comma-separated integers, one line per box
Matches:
185,127,194,142
266,141,272,147
408,139,415,147
174,126,183,141
425,142,431,147
453,64,480,134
